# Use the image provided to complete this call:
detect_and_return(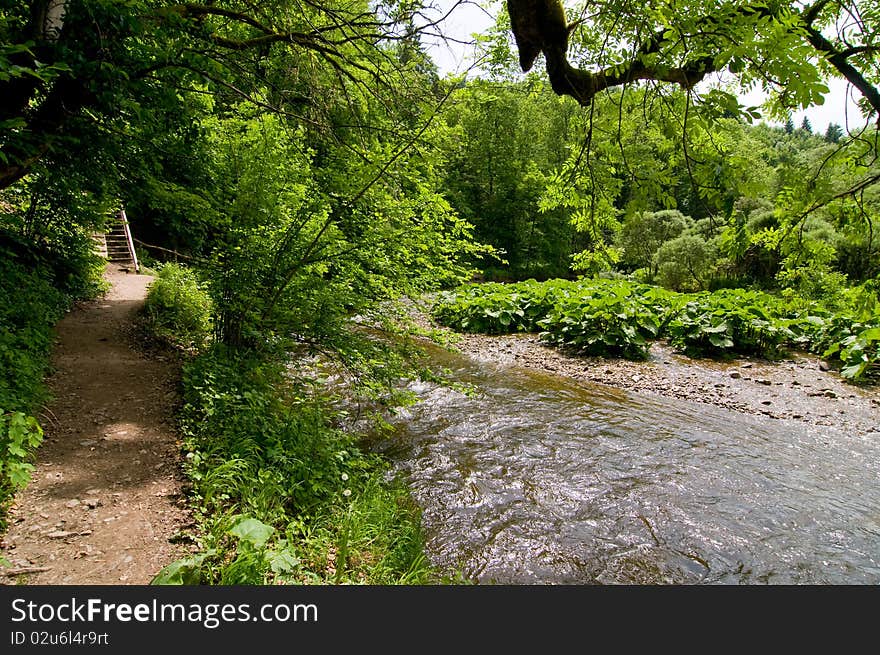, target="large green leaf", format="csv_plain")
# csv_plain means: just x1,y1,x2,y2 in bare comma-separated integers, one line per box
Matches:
229,517,275,548
151,553,212,585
